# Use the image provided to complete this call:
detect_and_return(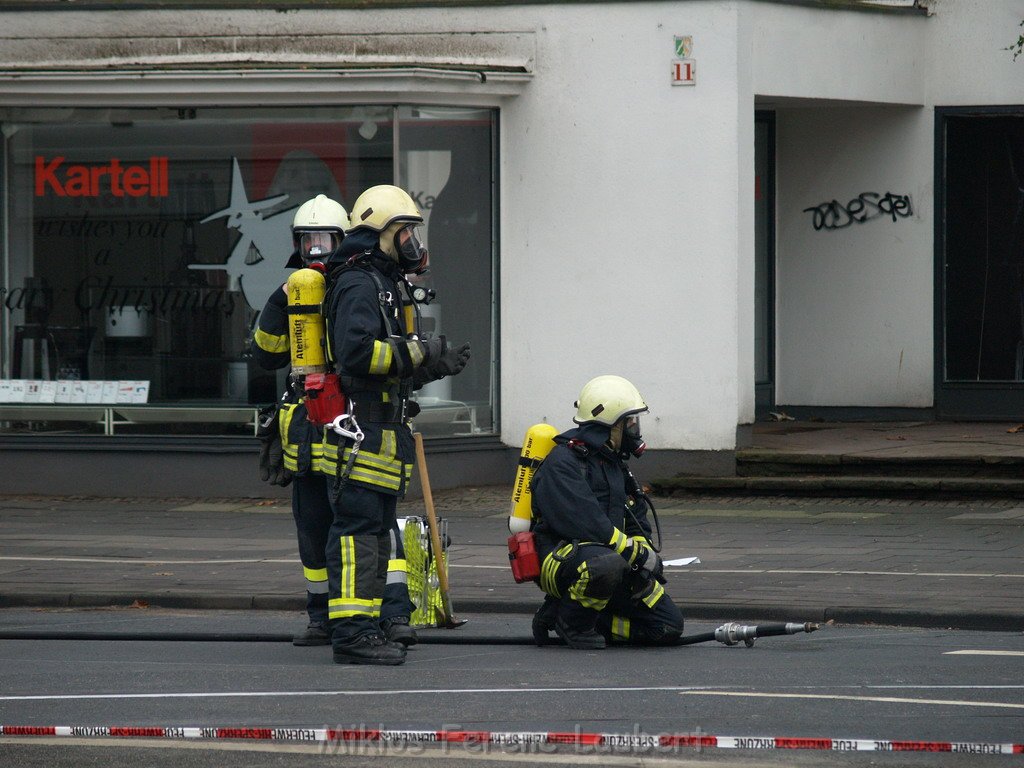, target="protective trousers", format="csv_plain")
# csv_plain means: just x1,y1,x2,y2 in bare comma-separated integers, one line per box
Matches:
326,483,413,642
382,521,415,622
291,473,333,624
540,543,684,645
